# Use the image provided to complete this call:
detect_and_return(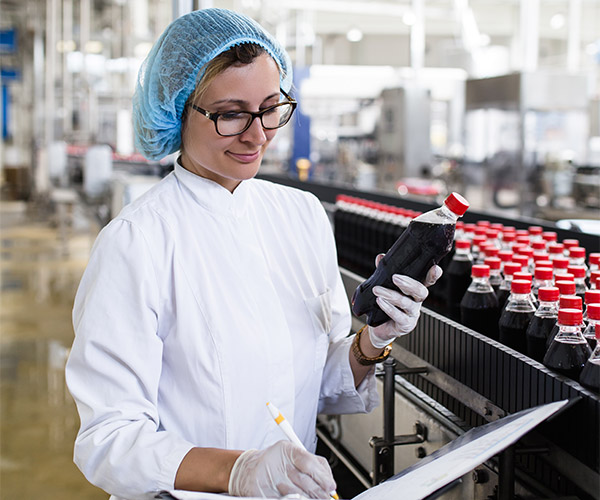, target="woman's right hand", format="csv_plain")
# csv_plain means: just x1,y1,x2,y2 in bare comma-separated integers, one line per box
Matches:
228,440,336,498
